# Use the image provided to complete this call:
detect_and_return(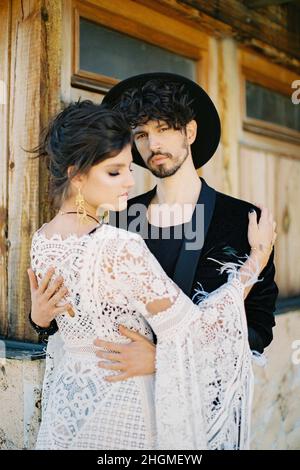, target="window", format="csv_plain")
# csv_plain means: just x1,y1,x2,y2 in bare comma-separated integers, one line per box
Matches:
71,3,207,93
240,50,300,145
246,81,300,133
79,19,196,83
